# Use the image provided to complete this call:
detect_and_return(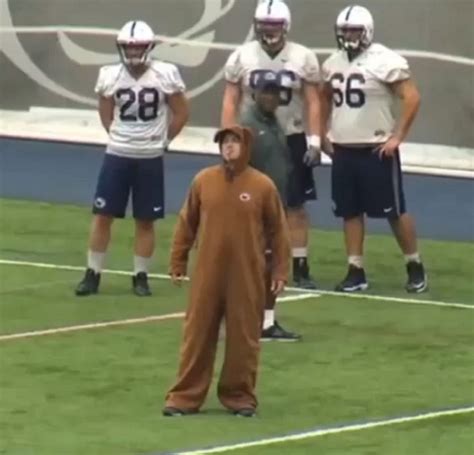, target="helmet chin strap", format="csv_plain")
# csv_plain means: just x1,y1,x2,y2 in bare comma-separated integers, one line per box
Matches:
261,34,285,54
